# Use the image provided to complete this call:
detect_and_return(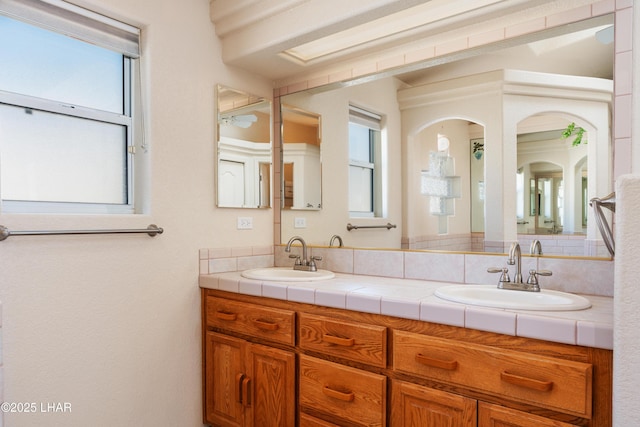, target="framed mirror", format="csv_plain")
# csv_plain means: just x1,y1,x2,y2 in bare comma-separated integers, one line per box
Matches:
216,85,272,208
281,104,322,210
277,14,614,258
